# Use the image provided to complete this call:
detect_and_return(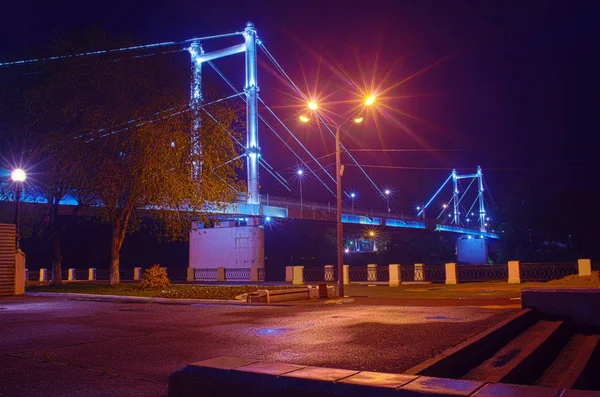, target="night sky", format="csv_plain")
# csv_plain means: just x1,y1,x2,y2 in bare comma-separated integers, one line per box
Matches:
1,1,599,248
